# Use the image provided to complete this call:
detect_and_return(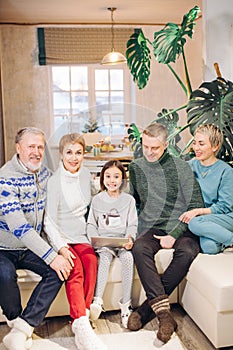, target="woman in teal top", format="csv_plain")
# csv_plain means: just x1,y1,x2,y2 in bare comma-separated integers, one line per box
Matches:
179,124,233,254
